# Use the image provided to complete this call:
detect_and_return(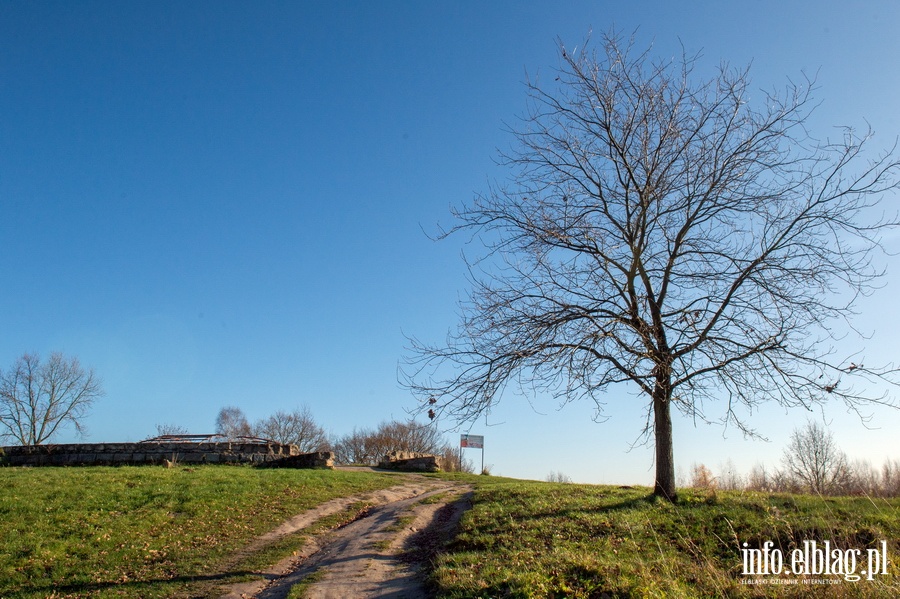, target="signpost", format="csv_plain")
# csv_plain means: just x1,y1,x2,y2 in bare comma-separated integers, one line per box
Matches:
460,434,485,473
